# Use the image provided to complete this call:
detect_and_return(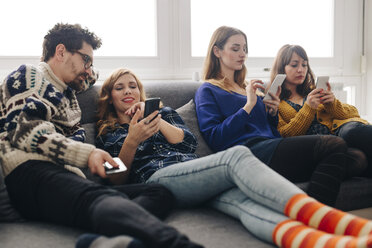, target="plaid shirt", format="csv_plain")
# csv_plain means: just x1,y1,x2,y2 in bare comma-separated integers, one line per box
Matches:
96,107,198,183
